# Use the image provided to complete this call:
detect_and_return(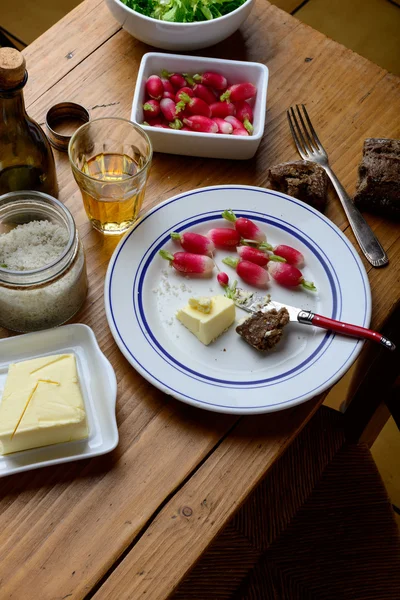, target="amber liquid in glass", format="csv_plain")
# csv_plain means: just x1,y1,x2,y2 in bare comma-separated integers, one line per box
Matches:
81,153,145,234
